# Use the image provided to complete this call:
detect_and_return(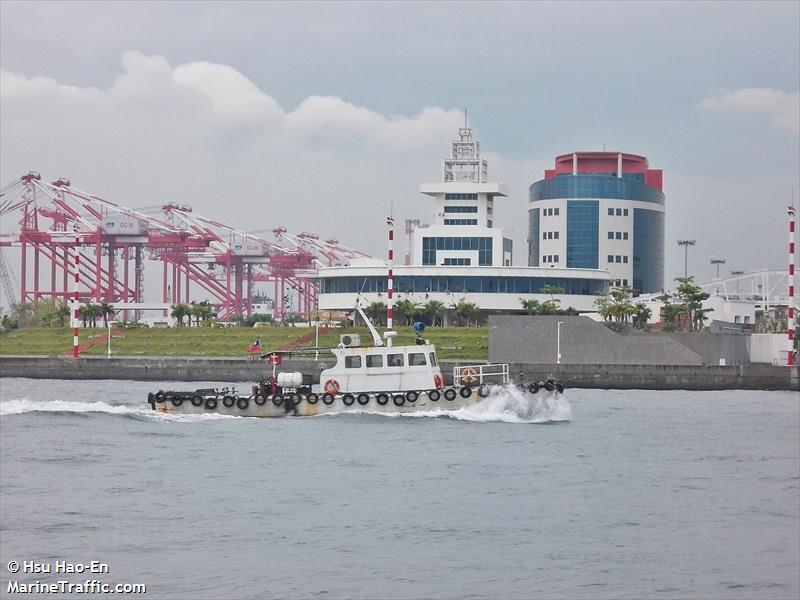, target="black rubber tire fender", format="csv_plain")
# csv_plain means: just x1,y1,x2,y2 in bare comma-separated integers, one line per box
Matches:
290,394,301,406
459,386,472,399
205,397,218,410
342,394,355,406
147,392,155,404
322,393,335,405
544,379,556,392
376,393,389,405
478,385,491,398
271,395,284,407
556,381,565,393
254,394,267,406
527,382,539,395
357,393,370,405
306,393,319,405
444,388,457,401
191,395,204,407
155,391,165,403
236,397,249,410
405,391,418,403
171,397,184,407
392,394,405,407
222,395,236,408
428,390,440,401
